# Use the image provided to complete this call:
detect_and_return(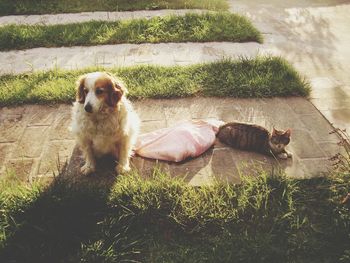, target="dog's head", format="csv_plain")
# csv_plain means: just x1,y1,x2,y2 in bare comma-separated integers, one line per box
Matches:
76,72,128,114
